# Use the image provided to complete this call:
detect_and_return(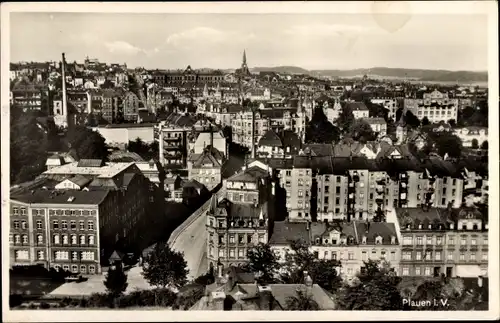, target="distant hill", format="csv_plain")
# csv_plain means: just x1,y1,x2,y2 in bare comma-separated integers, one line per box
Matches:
248,66,488,82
